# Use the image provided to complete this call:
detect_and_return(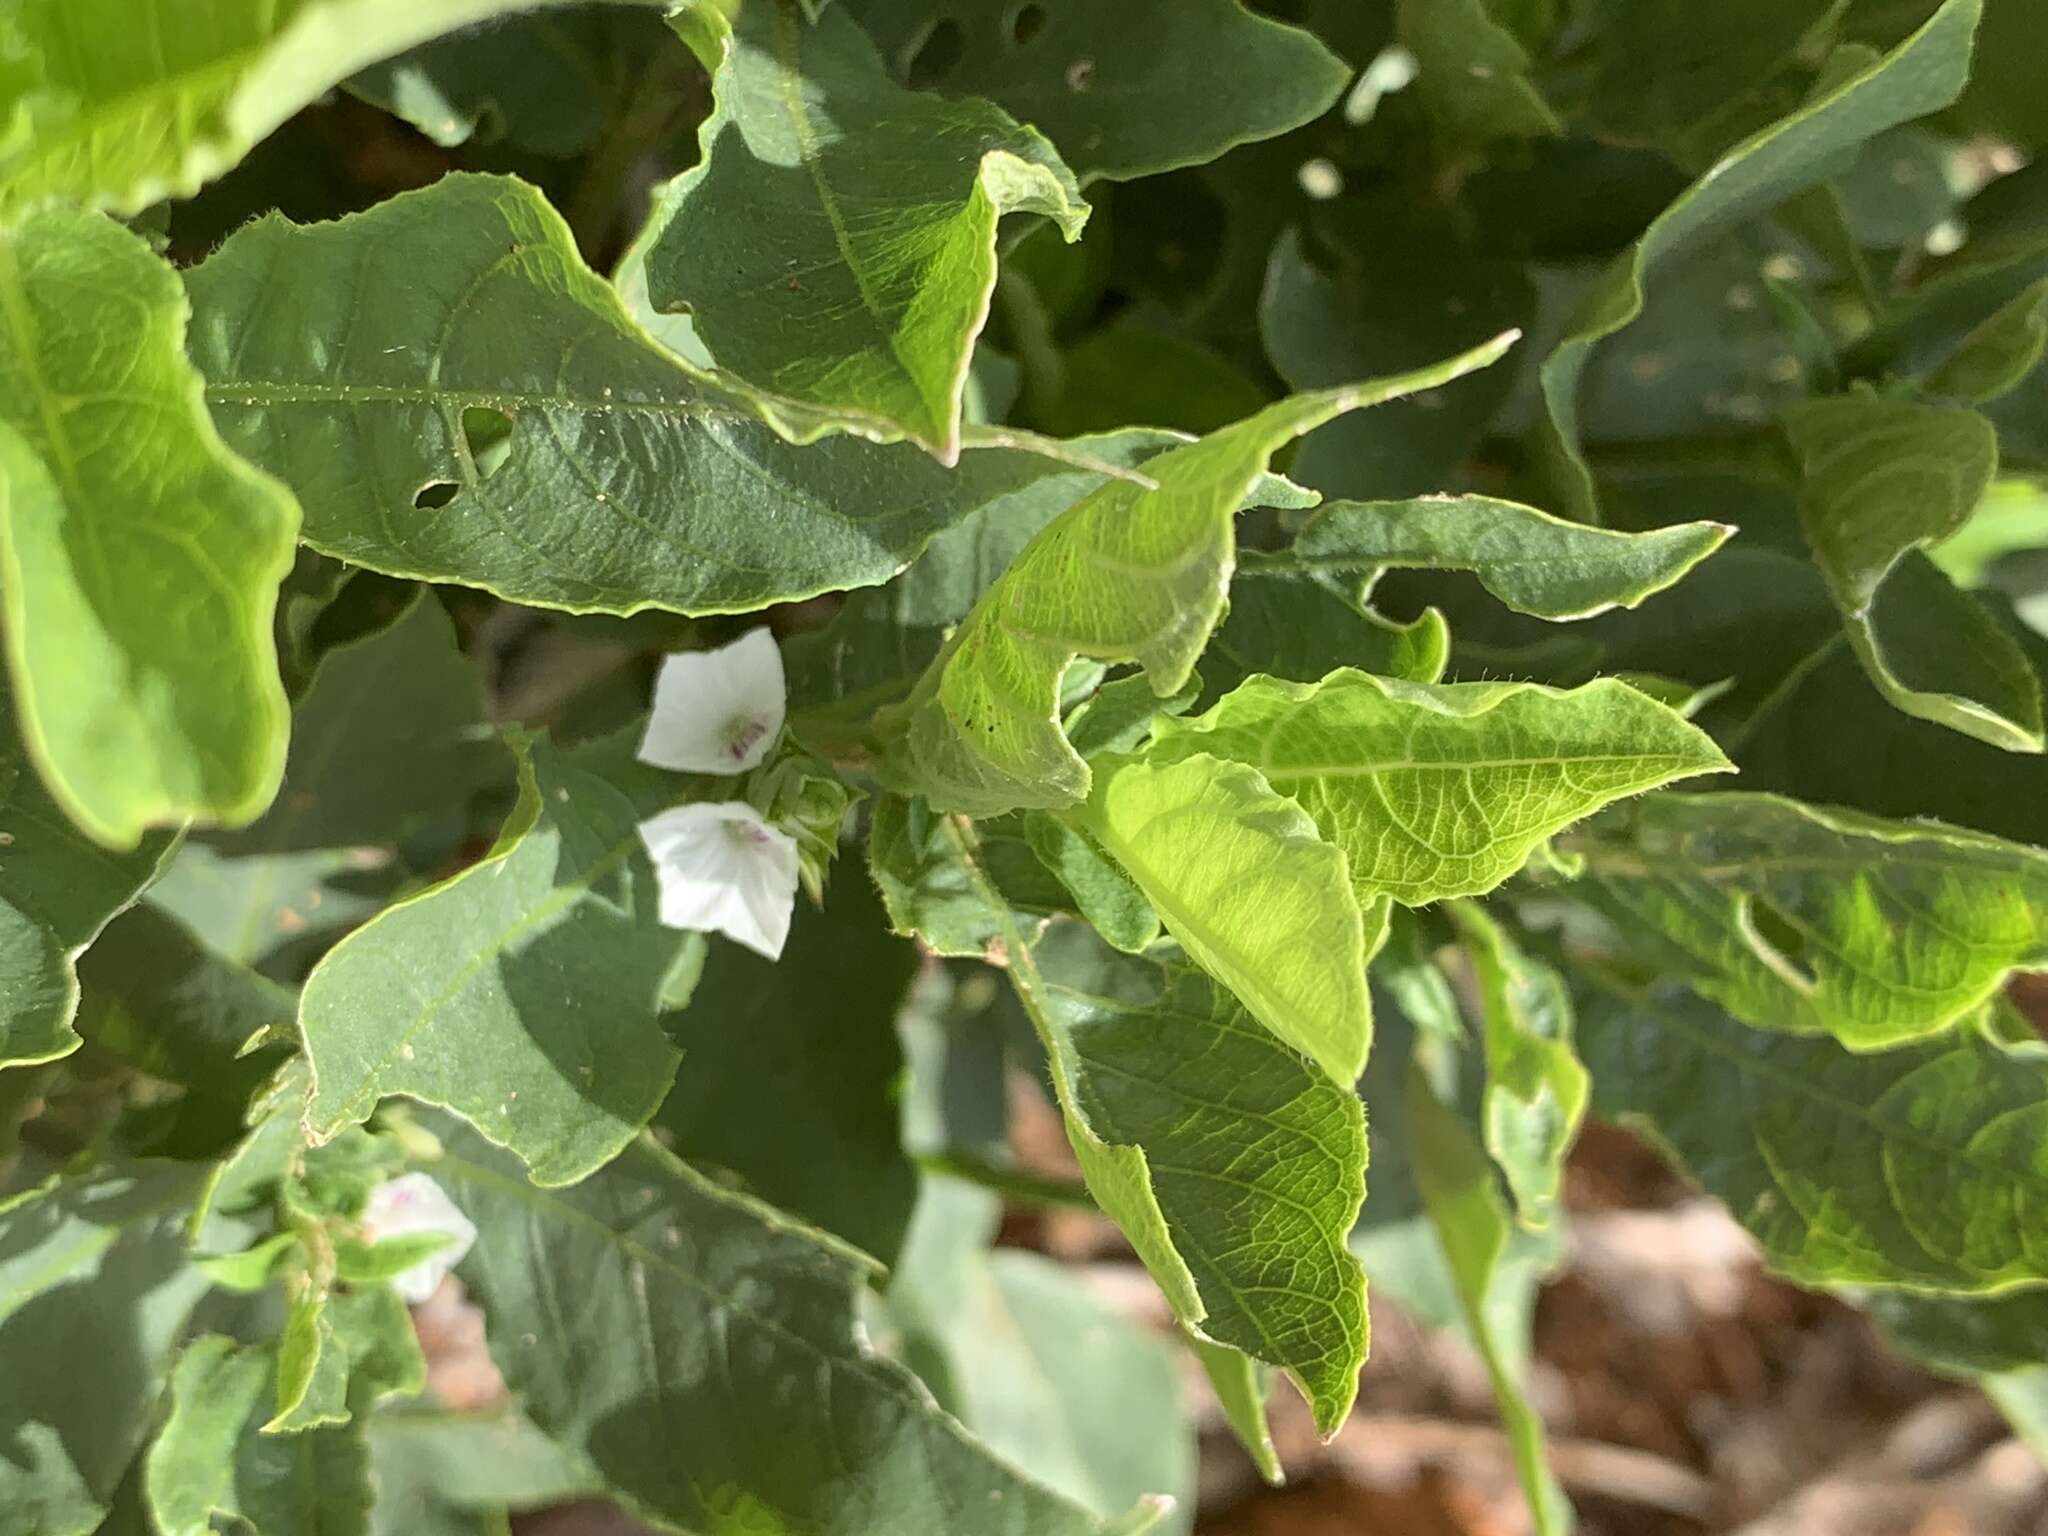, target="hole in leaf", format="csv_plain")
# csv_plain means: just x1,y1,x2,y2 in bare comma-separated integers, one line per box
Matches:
460,405,515,480
413,480,459,510
1009,3,1048,45
906,18,965,88
1735,895,1818,995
